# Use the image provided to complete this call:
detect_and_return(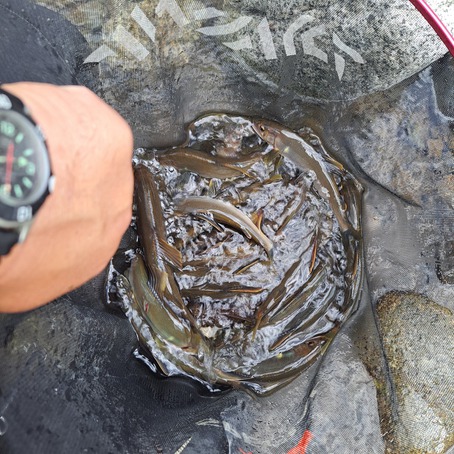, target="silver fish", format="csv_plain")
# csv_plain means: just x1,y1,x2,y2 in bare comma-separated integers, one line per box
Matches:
252,119,357,236
174,196,274,256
